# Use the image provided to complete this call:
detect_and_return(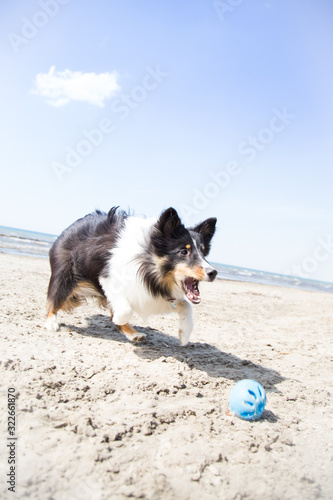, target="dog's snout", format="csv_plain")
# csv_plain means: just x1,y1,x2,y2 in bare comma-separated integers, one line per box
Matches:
207,269,218,281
